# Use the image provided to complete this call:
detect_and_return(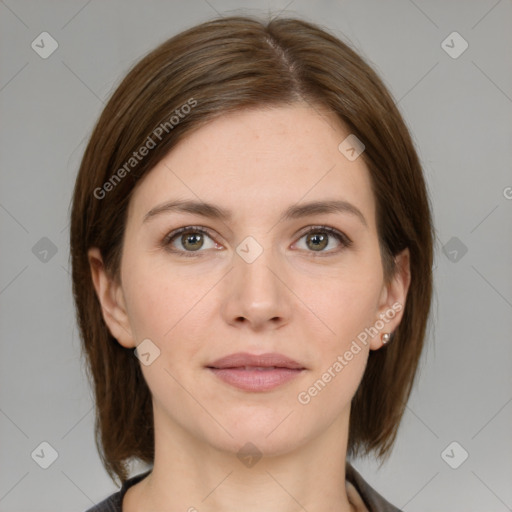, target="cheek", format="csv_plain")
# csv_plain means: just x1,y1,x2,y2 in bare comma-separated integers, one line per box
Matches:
304,263,384,343
297,347,368,417
294,275,381,417
121,250,204,342
123,277,169,342
121,256,222,399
